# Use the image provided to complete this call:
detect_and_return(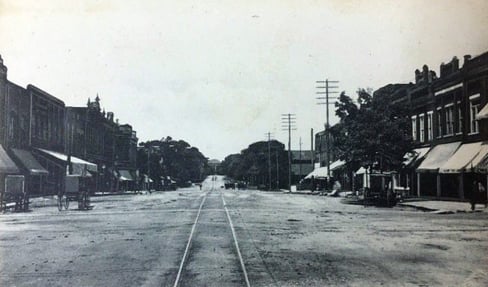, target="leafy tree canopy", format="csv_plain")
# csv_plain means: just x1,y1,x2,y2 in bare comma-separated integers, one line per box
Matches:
333,88,412,172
